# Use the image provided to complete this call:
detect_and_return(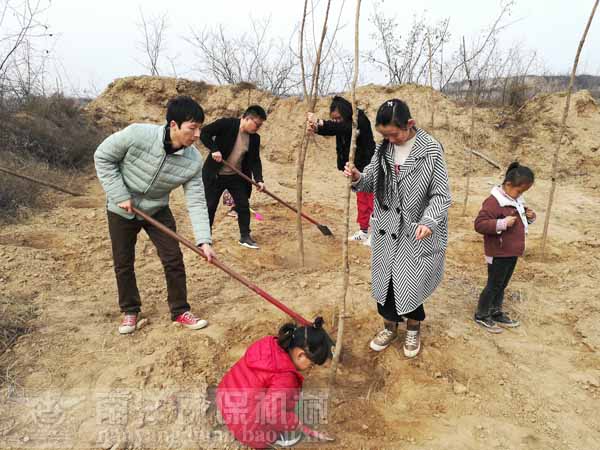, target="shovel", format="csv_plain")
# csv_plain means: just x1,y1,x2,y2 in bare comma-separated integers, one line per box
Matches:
132,206,313,326
219,160,333,236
